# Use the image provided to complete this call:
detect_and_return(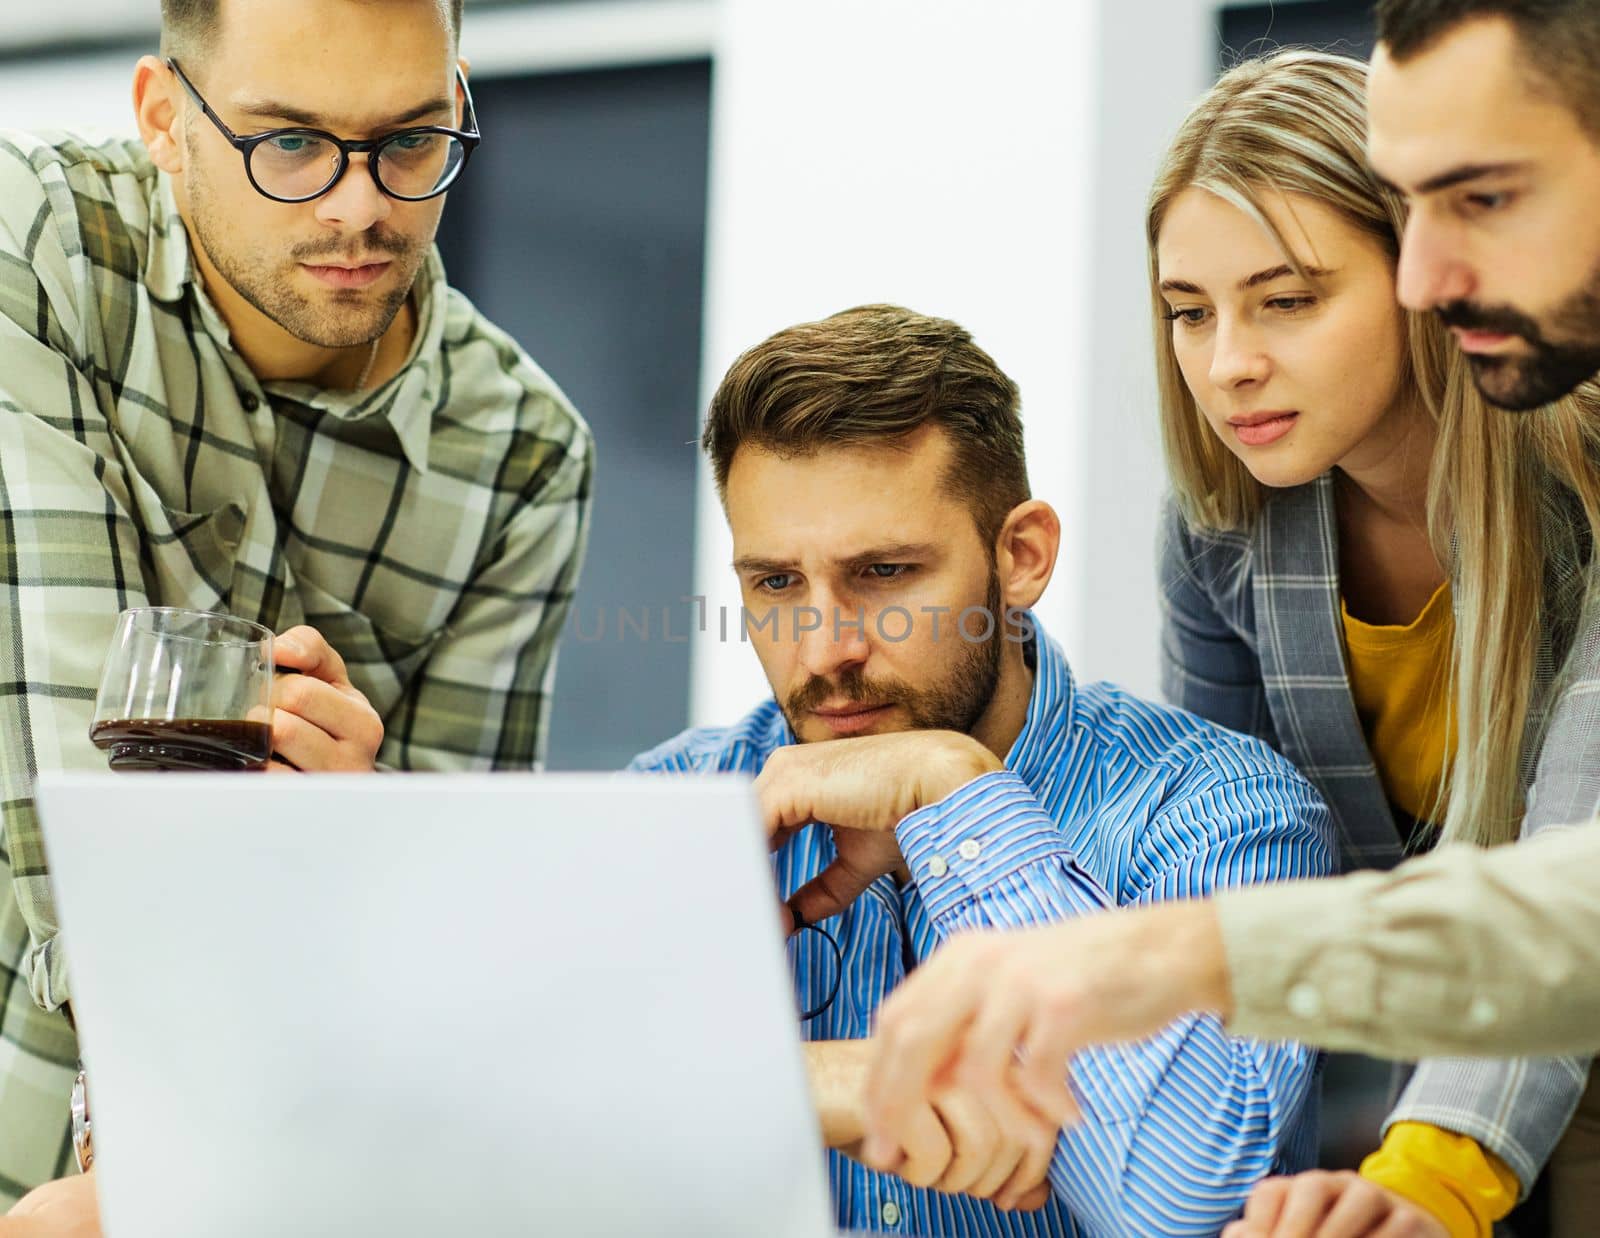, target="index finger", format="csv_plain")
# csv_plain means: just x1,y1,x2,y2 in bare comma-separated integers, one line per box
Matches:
862,952,982,1160
895,1102,955,1189
274,625,351,685
1014,1017,1086,1130
787,859,877,931
1240,1176,1292,1227
1005,1183,1052,1213
752,756,817,838
950,982,1059,1147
